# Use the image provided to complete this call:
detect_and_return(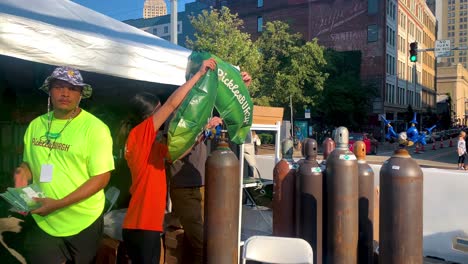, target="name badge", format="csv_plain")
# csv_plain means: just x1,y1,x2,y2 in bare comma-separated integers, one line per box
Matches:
40,164,53,182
